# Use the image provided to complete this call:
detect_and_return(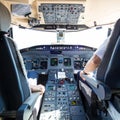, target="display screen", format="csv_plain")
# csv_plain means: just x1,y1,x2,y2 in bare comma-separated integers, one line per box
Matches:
50,58,58,66
64,58,71,66
40,61,48,69
74,61,82,69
